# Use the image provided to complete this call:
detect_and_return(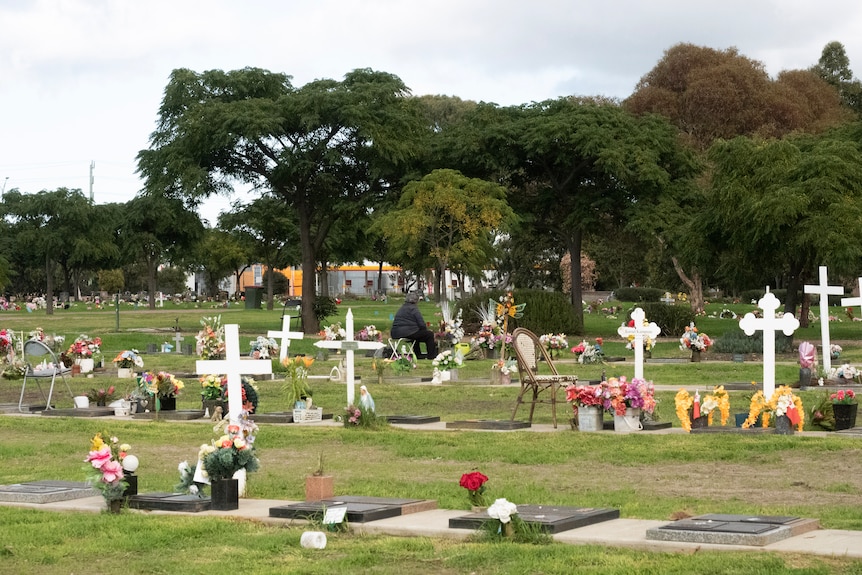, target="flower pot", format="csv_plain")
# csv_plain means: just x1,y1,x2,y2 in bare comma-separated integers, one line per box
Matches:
735,412,763,428
613,408,643,433
833,403,858,431
305,475,335,501
502,522,515,537
71,364,81,376
690,350,702,363
210,477,239,510
799,367,812,387
202,399,225,417
73,396,89,409
485,348,499,360
775,414,794,435
108,499,123,514
577,406,603,432
690,415,709,429
78,358,95,373
117,367,133,378
158,396,176,411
